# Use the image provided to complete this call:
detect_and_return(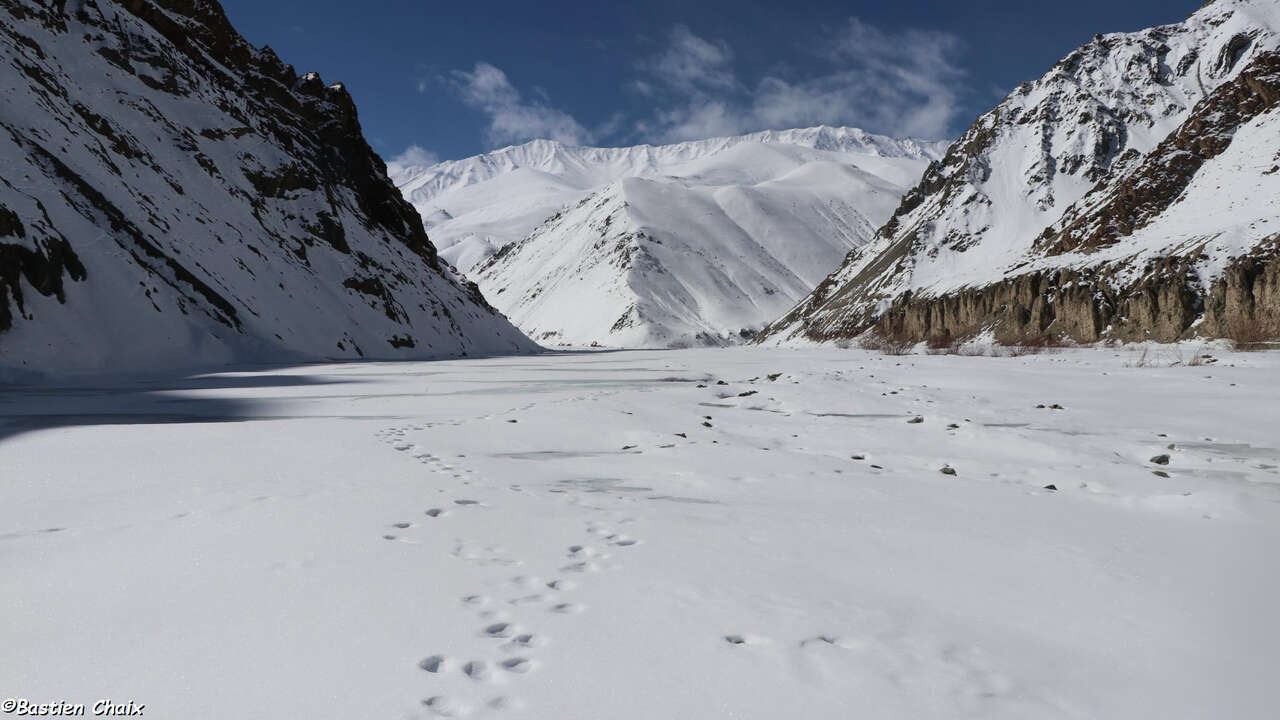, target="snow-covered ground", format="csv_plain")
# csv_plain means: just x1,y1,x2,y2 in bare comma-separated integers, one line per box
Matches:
3,347,1277,719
